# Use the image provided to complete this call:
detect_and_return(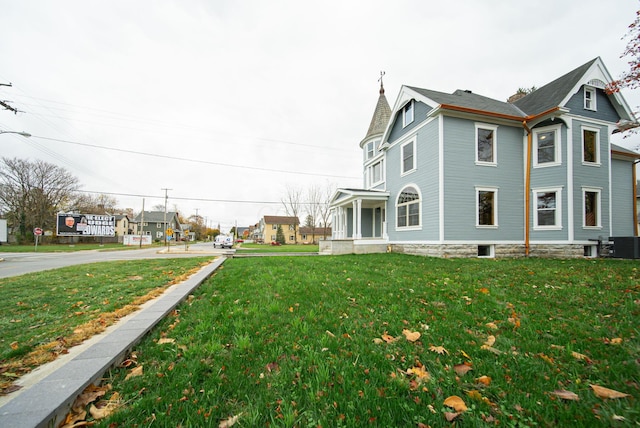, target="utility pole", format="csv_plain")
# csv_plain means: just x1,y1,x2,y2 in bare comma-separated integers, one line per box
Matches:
161,188,172,248
0,82,19,114
139,198,145,249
